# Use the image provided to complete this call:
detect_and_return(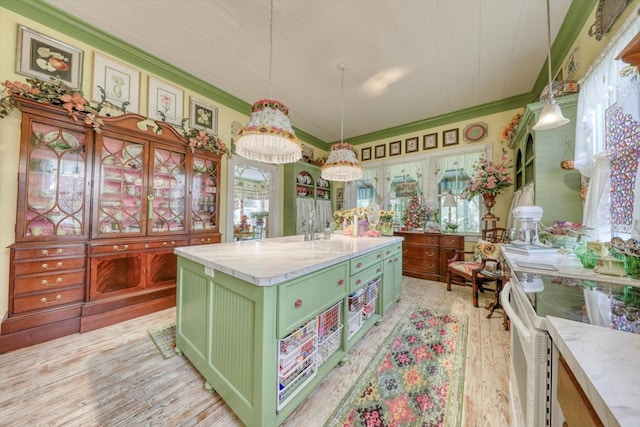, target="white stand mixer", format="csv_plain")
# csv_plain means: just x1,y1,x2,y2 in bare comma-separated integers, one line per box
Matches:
511,206,549,247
